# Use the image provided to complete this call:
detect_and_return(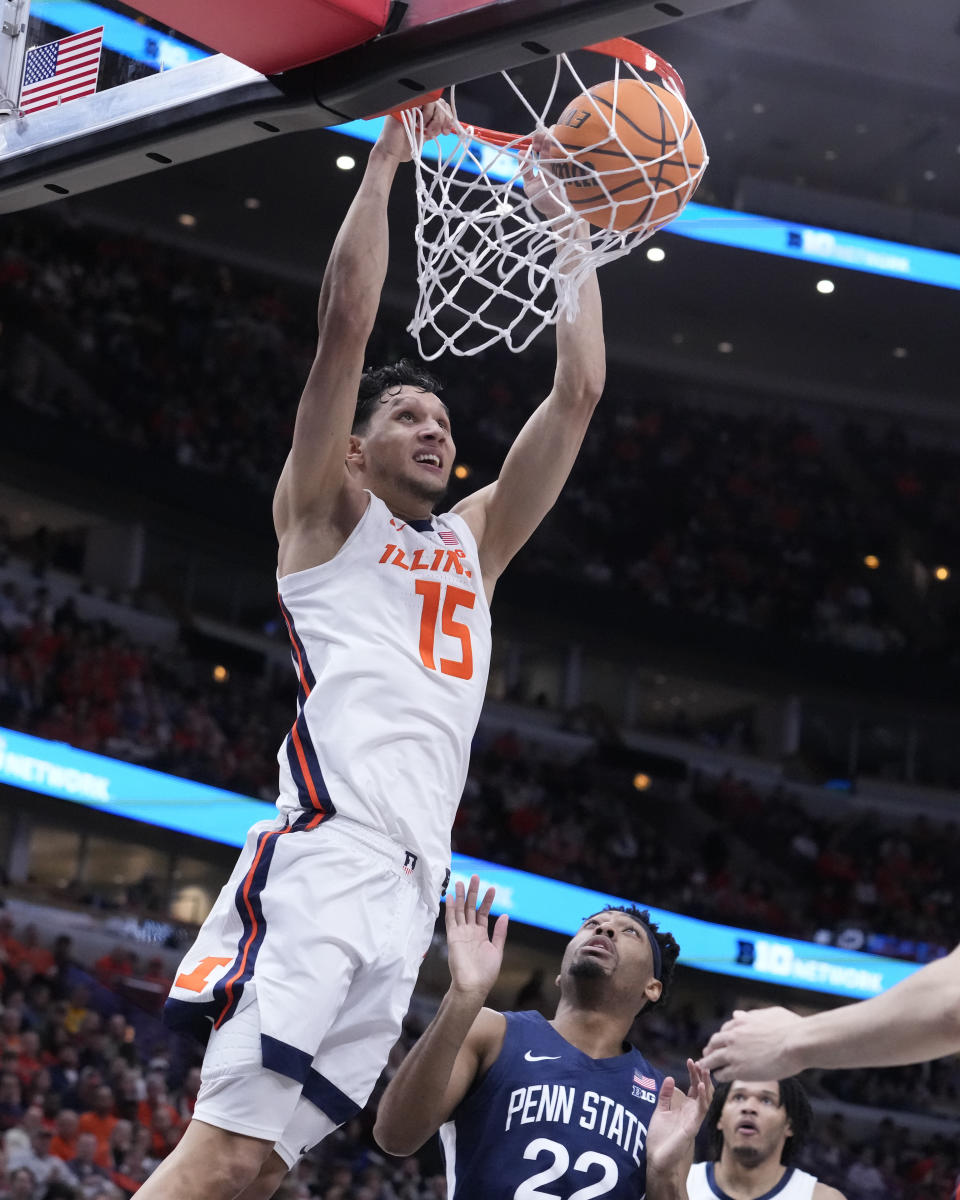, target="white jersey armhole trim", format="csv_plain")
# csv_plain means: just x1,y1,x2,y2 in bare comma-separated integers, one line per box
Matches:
439,1121,457,1200
277,491,376,589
